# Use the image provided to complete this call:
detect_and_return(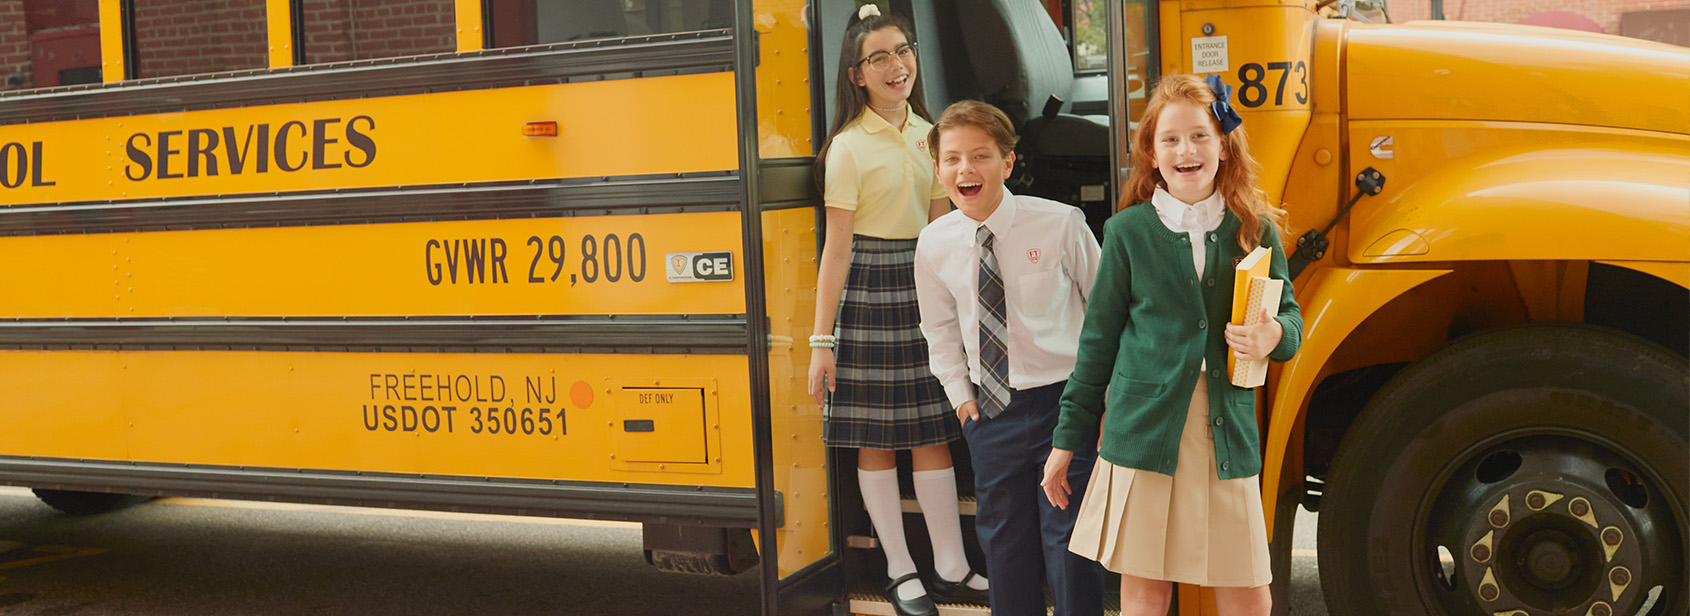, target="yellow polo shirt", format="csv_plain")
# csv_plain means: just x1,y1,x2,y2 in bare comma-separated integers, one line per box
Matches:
822,104,948,239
